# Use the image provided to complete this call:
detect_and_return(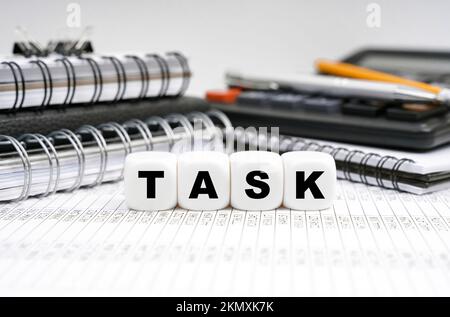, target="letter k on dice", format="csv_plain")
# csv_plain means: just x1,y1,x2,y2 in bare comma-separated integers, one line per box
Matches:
124,151,336,211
